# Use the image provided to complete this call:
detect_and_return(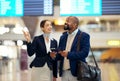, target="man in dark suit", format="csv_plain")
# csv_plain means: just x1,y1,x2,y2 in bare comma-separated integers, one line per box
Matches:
58,16,90,81
23,20,57,81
